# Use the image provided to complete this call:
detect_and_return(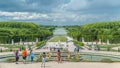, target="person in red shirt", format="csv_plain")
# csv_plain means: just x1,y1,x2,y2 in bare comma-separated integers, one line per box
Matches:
22,48,27,64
